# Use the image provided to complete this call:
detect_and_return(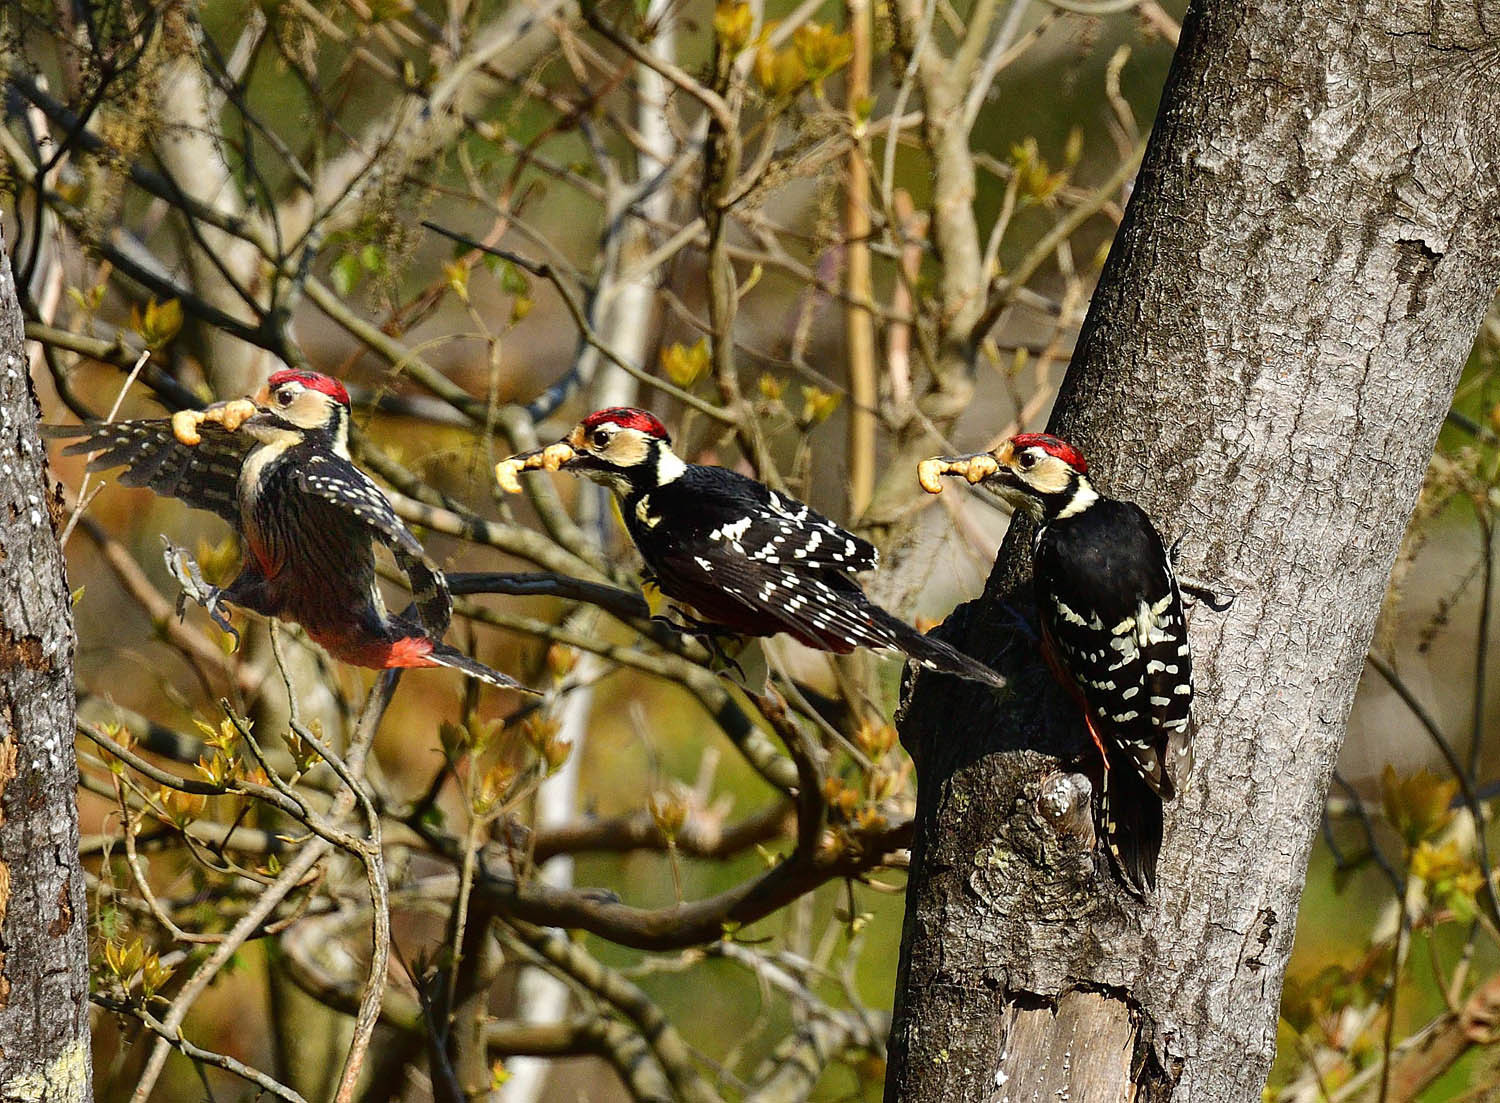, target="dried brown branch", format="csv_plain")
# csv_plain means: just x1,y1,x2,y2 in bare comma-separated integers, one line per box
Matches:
458,814,911,951
502,920,723,1103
